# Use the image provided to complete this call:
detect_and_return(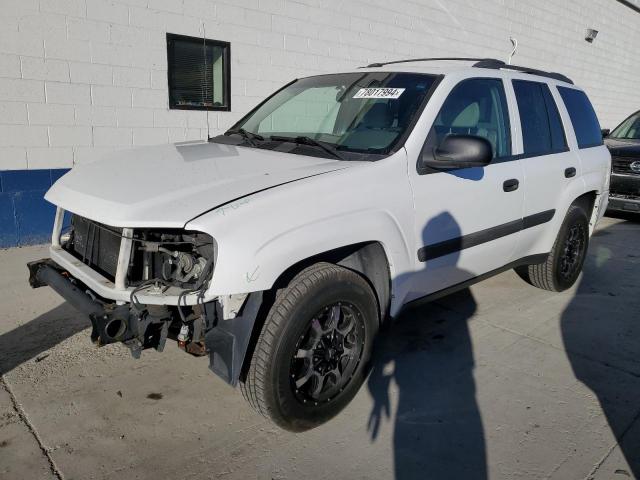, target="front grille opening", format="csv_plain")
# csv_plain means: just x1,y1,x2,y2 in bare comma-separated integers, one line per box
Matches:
63,215,216,289
612,156,639,175
64,216,123,282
